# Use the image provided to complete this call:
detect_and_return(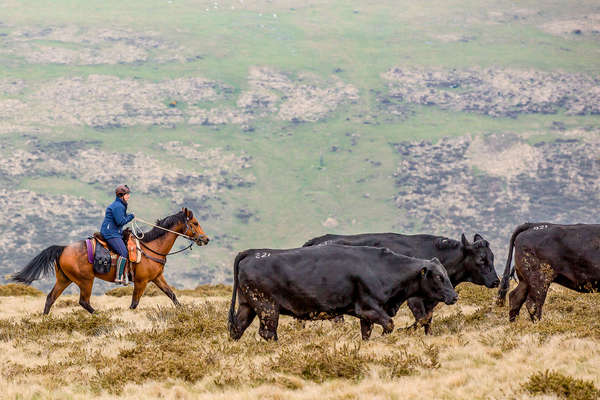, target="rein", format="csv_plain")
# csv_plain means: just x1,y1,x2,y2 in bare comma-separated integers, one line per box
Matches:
133,218,196,241
132,217,196,258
